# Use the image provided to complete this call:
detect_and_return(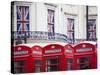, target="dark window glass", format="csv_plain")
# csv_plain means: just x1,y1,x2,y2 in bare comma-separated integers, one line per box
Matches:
67,58,73,70
14,61,25,73
78,57,91,70
47,9,55,39
79,64,90,69
67,18,75,44
46,58,59,72
78,57,90,63
34,60,41,72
